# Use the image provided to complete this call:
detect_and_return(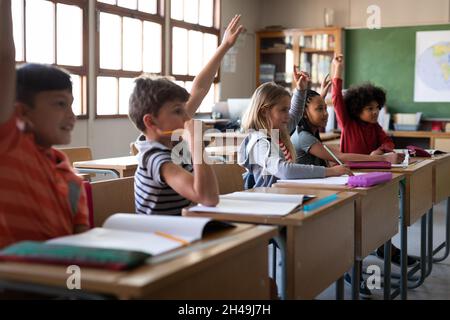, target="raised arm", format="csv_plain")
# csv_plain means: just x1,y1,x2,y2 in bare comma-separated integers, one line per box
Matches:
0,0,16,125
185,14,244,117
287,68,309,133
331,54,351,128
